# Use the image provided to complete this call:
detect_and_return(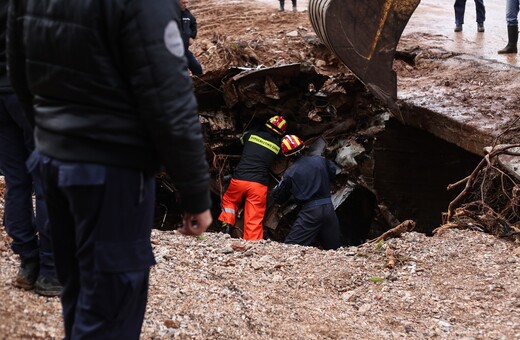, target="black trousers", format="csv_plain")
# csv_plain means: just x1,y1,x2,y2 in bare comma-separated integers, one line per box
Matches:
186,50,203,76
454,0,486,25
279,0,297,9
